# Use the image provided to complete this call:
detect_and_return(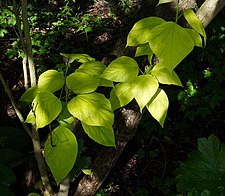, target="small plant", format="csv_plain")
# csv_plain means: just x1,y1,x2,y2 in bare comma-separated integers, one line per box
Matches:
0,126,30,196
176,134,225,195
